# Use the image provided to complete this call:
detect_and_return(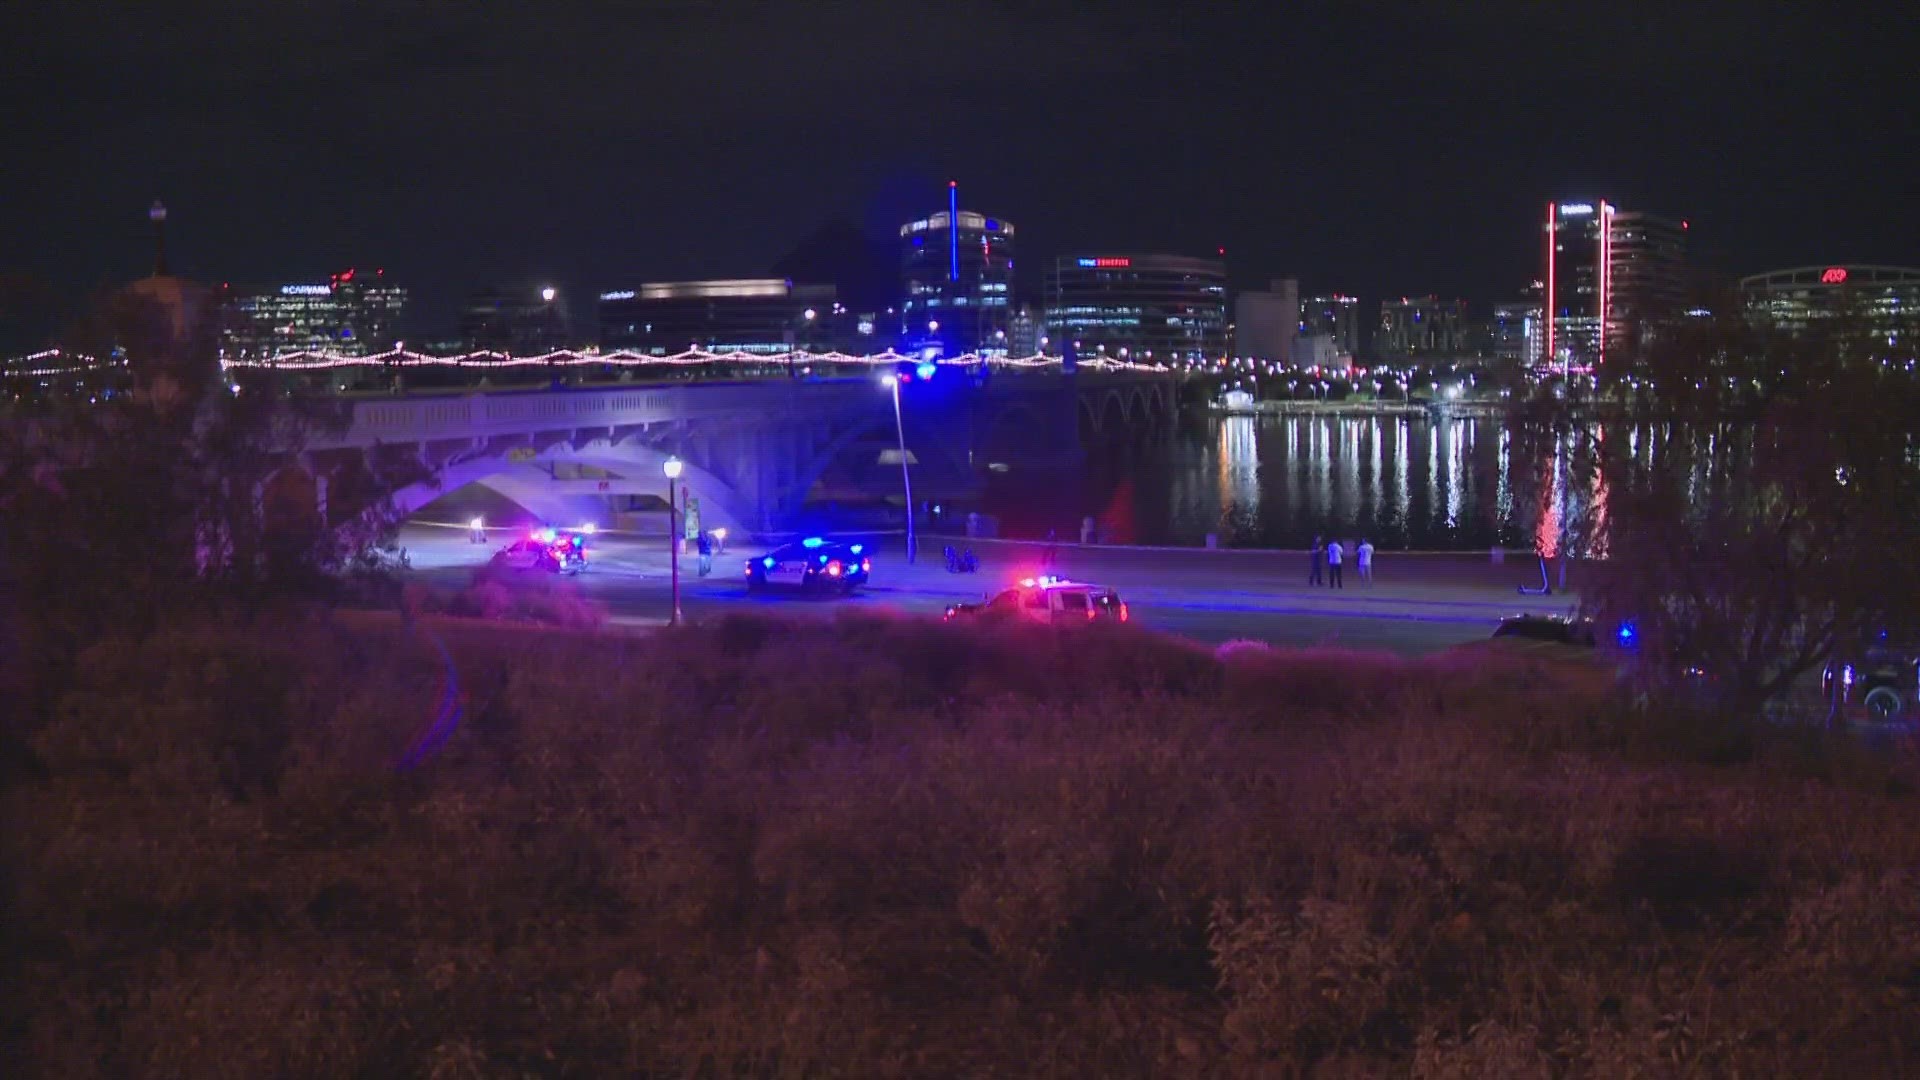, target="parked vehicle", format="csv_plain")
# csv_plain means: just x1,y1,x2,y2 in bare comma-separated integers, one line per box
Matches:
1823,632,1920,724
944,576,1129,626
745,536,871,596
491,528,588,575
